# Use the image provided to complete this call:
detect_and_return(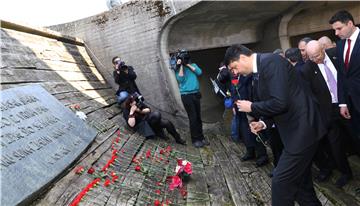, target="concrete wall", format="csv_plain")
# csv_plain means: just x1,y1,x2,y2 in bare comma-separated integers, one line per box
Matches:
48,1,200,126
